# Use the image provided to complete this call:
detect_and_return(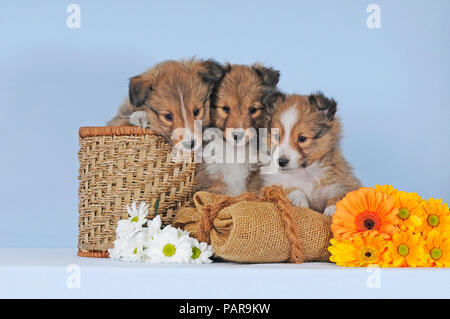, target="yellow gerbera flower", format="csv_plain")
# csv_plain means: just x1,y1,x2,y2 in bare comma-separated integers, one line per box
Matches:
420,198,450,236
375,184,398,197
328,233,388,267
332,187,400,240
382,231,426,267
424,230,450,267
393,191,425,233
